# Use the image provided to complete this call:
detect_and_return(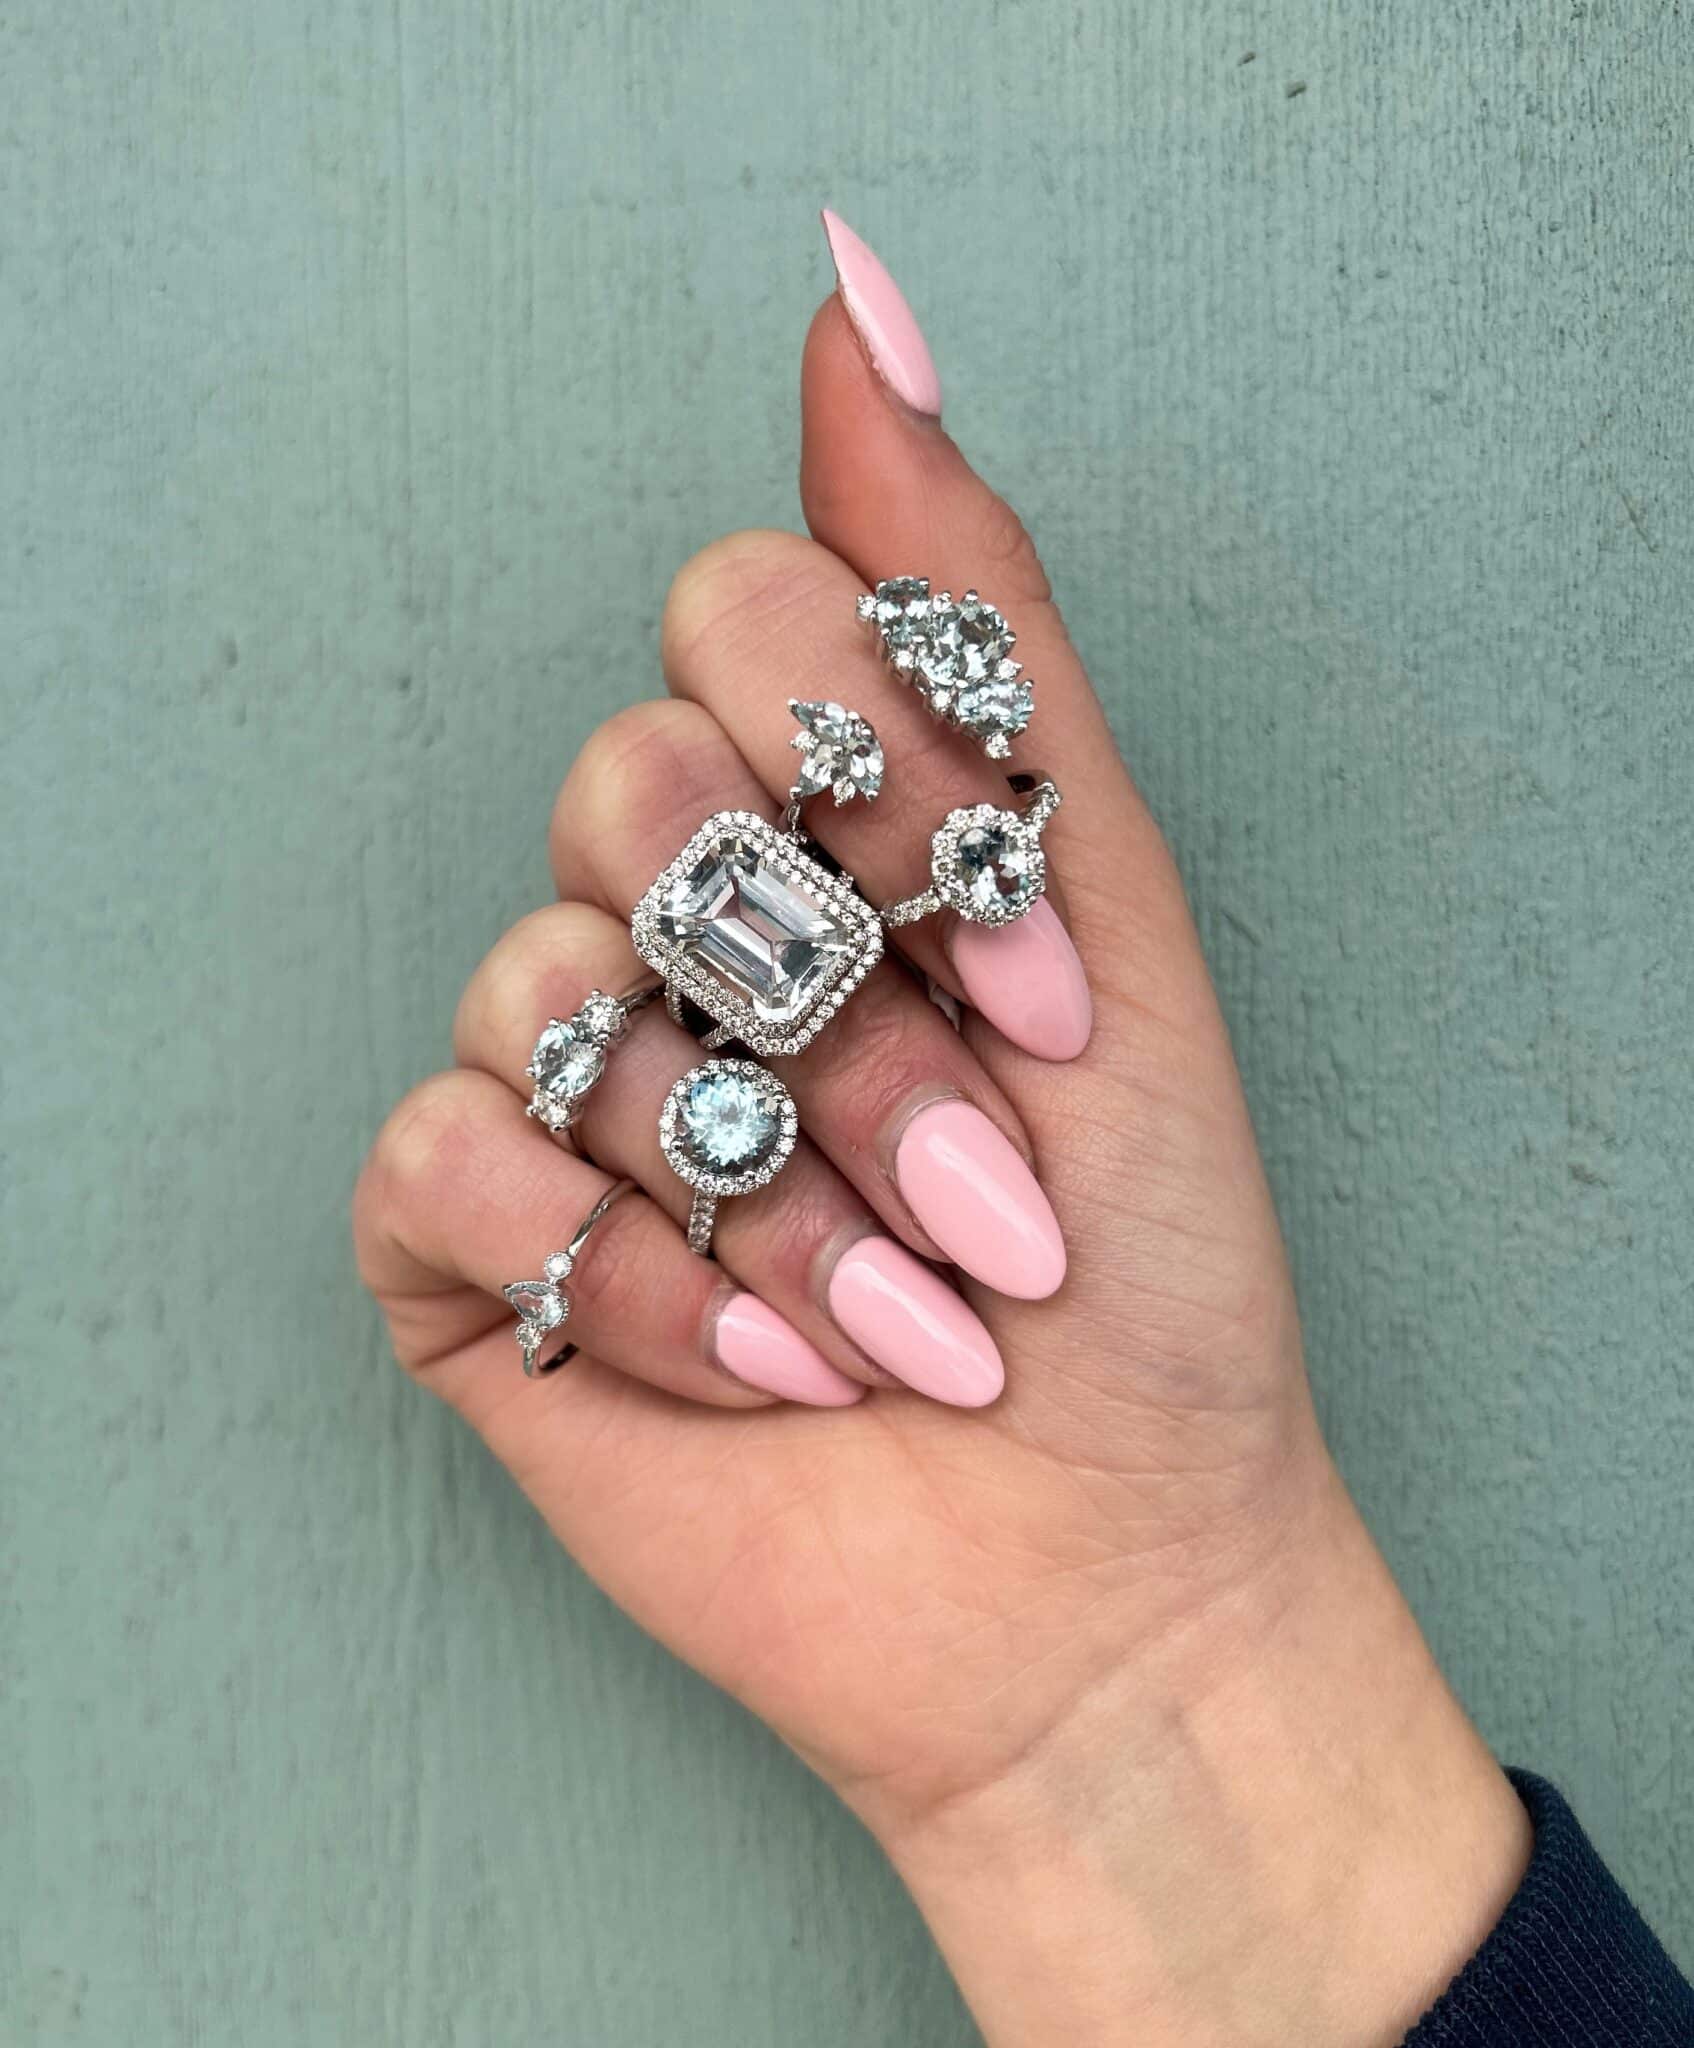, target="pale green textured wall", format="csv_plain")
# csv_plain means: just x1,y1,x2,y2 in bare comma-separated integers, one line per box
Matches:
5,3,1690,2040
